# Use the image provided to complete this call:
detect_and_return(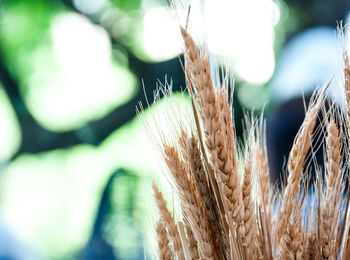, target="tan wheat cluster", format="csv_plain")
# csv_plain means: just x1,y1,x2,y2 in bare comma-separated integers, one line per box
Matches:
150,25,350,259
